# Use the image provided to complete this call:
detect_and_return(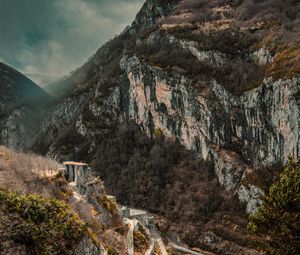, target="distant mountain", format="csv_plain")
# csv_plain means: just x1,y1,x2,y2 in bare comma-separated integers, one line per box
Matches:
43,59,95,98
0,62,50,115
25,72,62,87
0,62,51,148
